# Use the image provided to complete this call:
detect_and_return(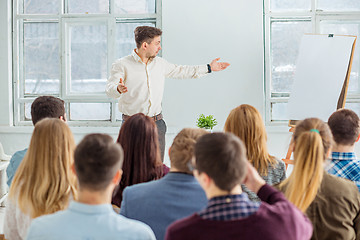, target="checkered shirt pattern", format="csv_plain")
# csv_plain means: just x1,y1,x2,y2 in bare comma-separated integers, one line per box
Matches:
198,194,261,221
326,152,360,192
